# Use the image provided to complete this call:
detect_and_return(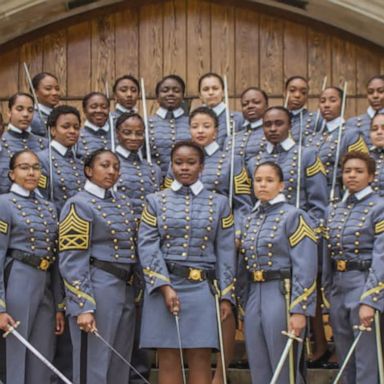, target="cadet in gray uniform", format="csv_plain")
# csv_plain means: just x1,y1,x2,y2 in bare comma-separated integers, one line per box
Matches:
0,150,63,384
369,113,384,196
346,75,384,147
59,149,137,384
198,72,244,149
224,87,268,162
0,93,47,194
323,151,384,383
76,92,113,158
138,141,236,384
30,72,60,137
148,75,190,178
111,75,140,121
38,105,85,212
285,76,323,142
238,162,317,384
